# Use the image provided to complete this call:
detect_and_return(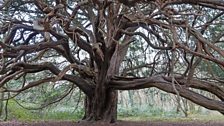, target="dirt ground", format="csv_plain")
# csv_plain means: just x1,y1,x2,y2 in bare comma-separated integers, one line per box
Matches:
0,120,224,126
